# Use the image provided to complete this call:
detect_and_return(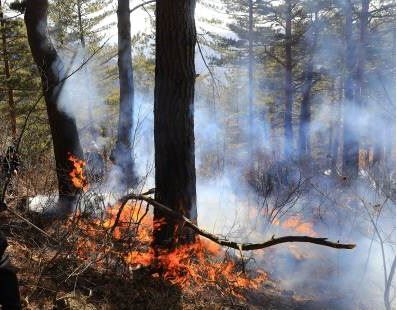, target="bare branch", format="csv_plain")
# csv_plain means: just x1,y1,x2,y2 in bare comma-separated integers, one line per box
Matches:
129,0,155,14
119,193,356,251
